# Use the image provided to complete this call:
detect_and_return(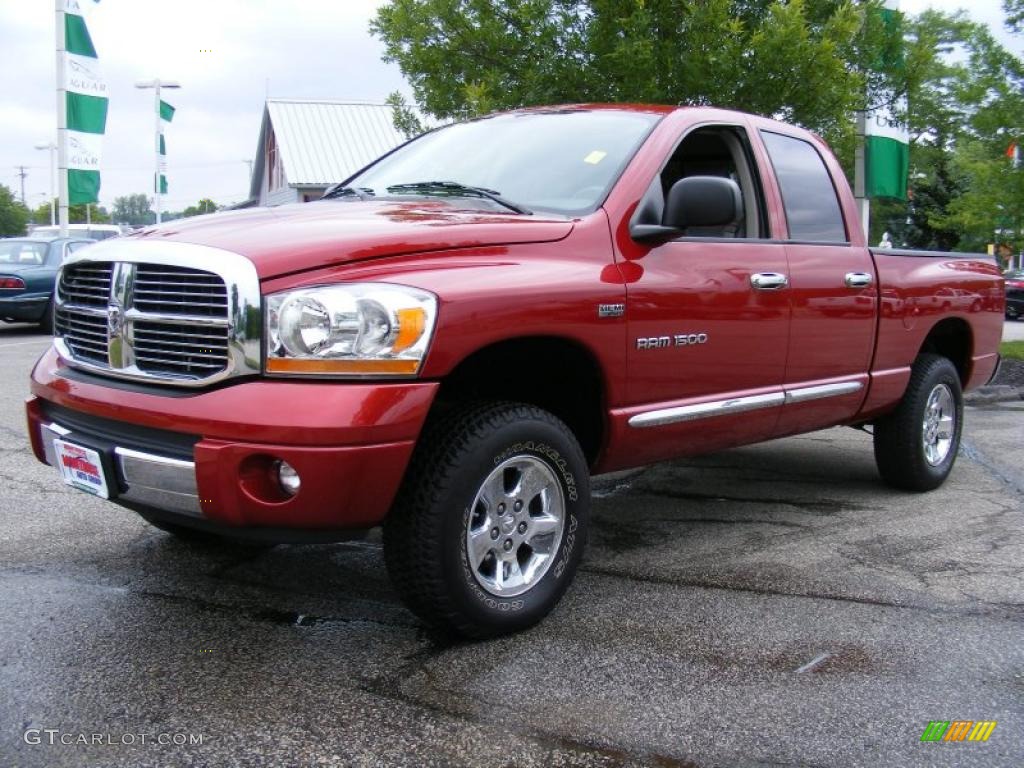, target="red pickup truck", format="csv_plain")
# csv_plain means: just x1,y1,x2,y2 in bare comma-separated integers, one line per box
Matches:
26,105,1004,637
